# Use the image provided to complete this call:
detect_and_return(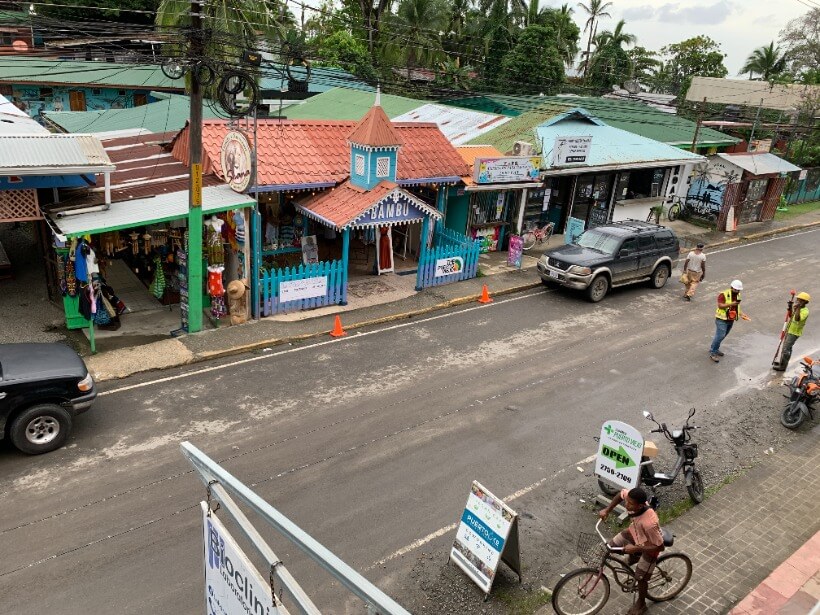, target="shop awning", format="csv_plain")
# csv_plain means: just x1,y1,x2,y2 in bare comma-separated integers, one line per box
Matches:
296,180,442,231
52,184,256,238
